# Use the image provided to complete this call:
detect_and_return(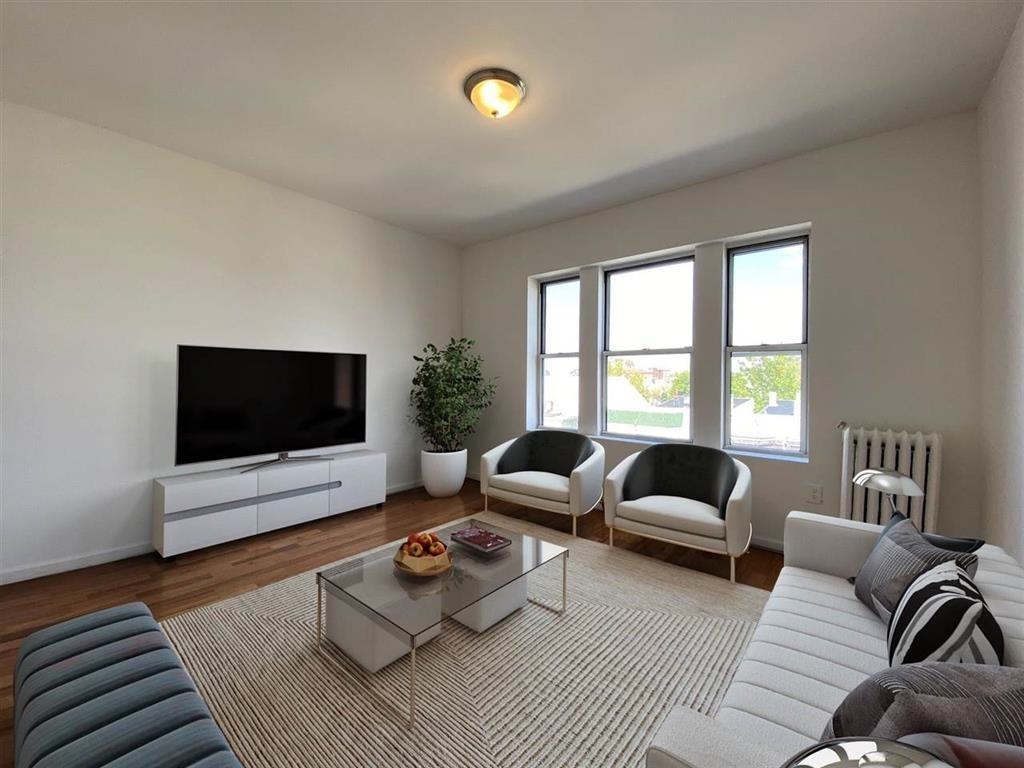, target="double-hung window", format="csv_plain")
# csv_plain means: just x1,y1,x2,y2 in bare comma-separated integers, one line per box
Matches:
603,258,694,441
725,236,808,454
539,277,580,429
